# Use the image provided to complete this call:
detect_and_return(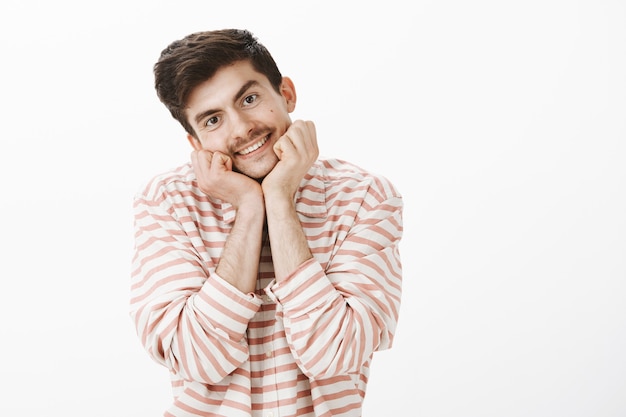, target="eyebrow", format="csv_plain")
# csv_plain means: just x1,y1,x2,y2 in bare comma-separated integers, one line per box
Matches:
193,80,260,125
